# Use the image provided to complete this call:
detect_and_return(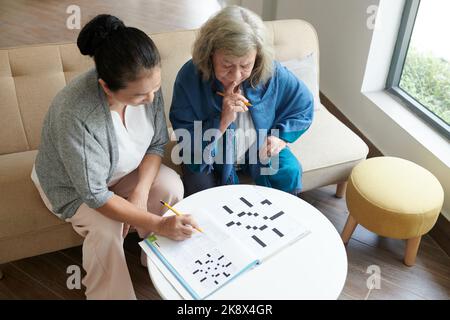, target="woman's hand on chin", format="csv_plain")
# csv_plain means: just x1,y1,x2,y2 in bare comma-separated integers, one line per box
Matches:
220,81,249,130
